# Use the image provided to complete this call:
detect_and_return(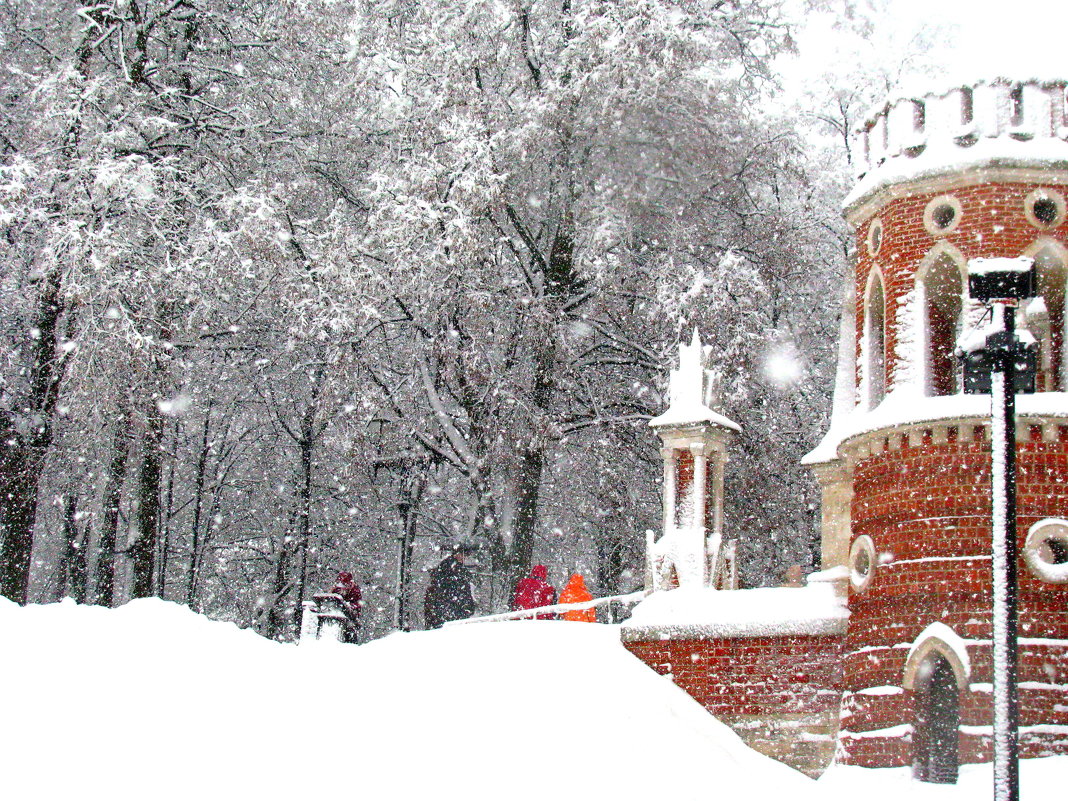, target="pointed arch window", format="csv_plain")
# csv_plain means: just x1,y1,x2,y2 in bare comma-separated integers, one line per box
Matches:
863,271,887,408
903,624,969,785
919,254,964,396
1027,243,1067,391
